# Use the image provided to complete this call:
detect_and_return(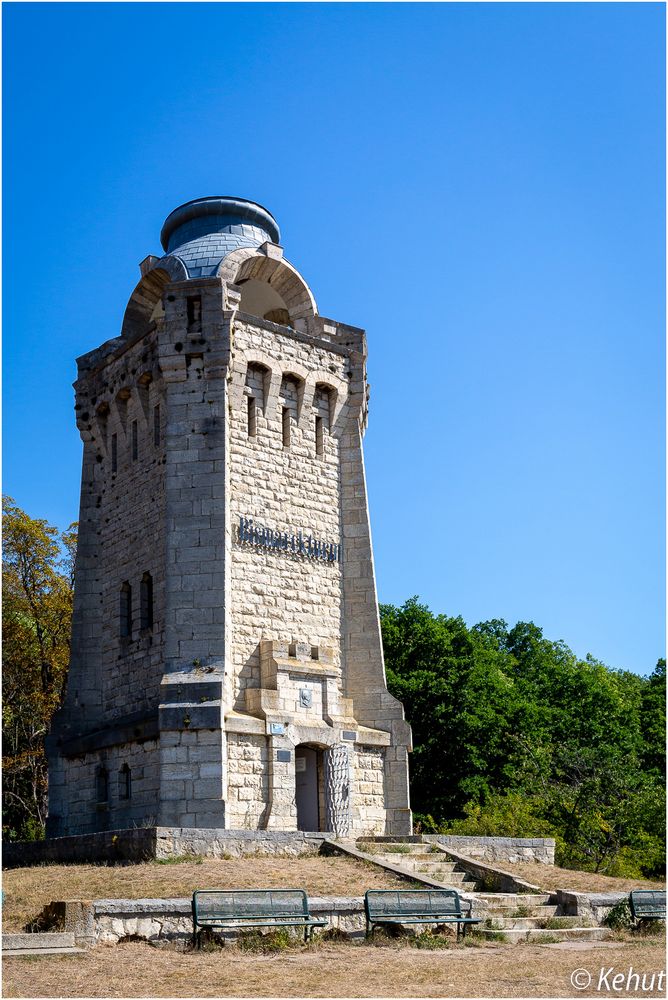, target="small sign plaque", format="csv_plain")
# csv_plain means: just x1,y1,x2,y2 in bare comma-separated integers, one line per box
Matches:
342,731,357,742
276,750,291,763
269,722,286,736
295,756,307,773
